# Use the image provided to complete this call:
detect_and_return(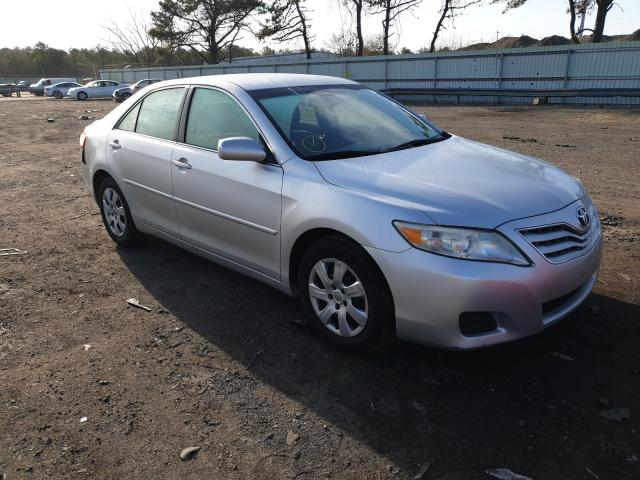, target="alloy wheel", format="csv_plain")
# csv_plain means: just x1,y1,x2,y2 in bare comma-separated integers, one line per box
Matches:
102,188,126,237
308,258,369,337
